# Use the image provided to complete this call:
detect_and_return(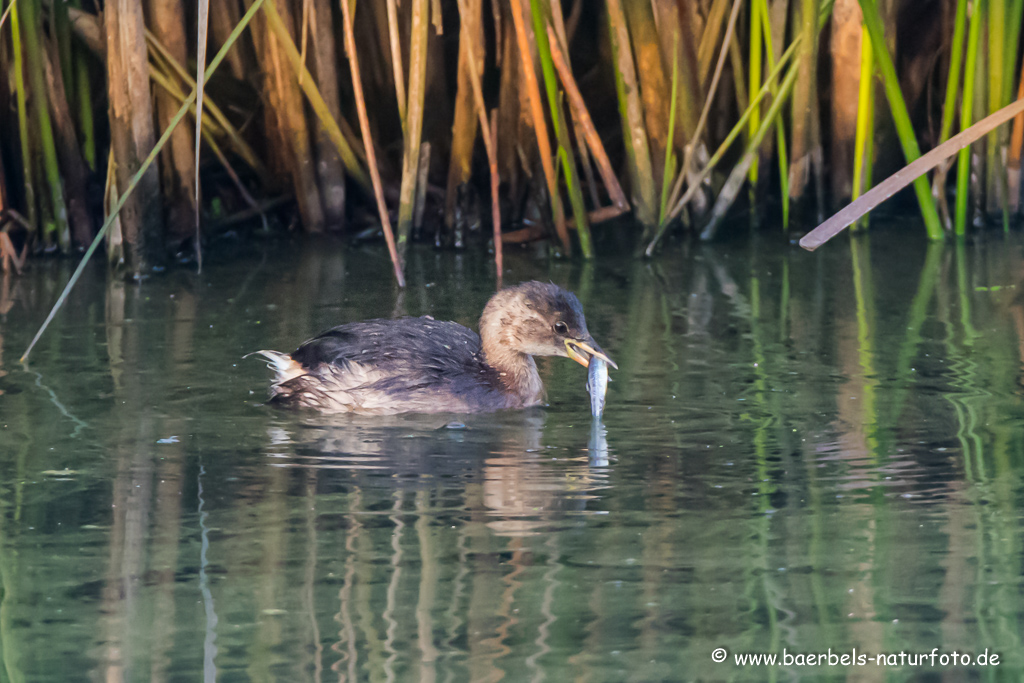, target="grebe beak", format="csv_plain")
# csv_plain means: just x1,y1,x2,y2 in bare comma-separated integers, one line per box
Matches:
565,338,618,369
